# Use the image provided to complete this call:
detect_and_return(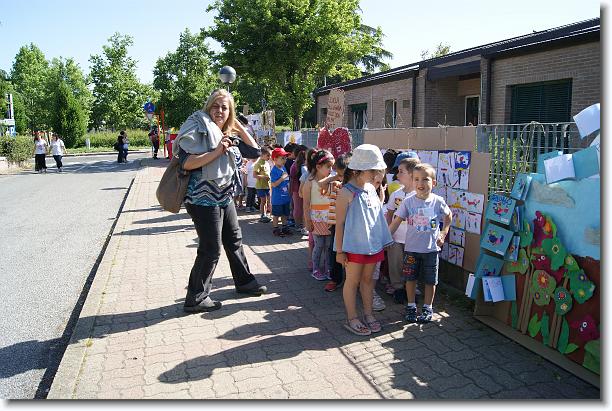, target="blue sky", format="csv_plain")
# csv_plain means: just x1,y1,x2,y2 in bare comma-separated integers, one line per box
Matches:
0,0,601,84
